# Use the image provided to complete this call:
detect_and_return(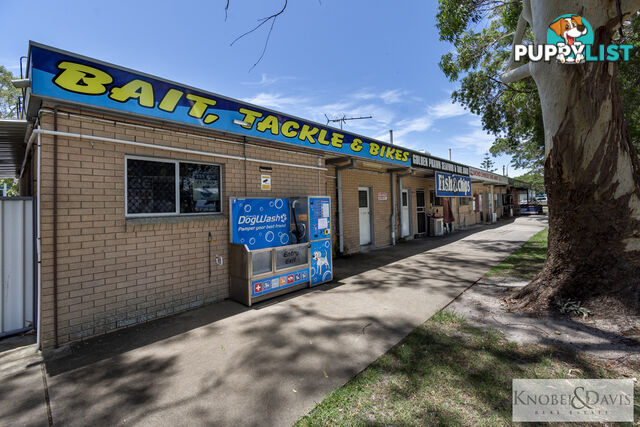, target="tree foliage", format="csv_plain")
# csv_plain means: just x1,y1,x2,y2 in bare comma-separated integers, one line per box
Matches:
0,178,19,196
437,1,640,171
480,152,497,171
0,65,20,119
513,170,544,195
